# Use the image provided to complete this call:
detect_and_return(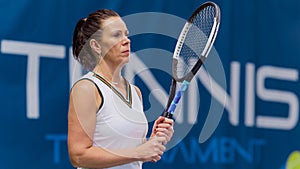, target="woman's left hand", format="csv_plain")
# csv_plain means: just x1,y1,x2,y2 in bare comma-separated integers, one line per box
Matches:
151,116,174,145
